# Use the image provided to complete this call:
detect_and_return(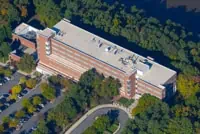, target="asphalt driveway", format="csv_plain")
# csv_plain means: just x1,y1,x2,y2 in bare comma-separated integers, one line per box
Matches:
70,107,129,134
